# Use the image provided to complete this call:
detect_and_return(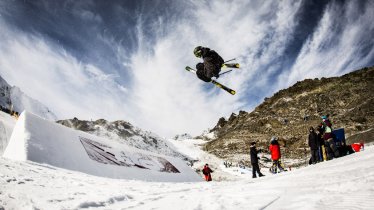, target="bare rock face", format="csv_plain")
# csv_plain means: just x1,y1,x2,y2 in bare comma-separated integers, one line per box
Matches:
205,67,374,159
